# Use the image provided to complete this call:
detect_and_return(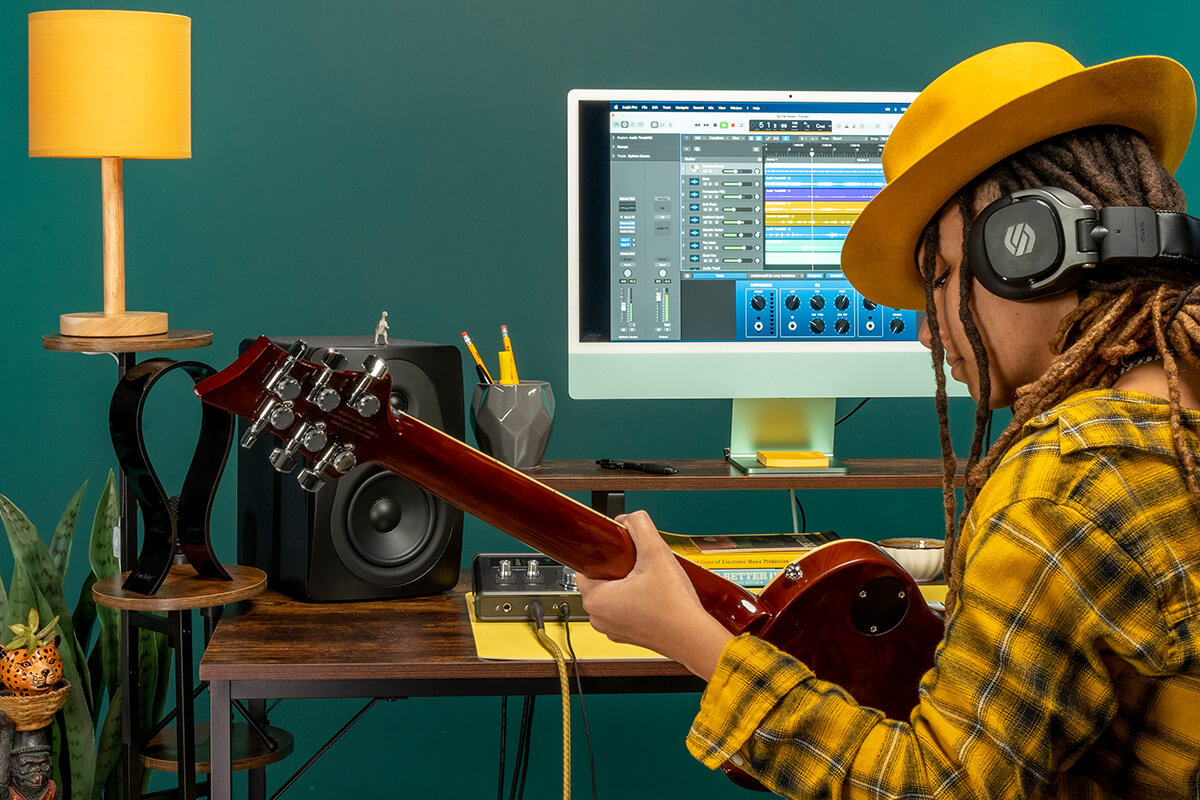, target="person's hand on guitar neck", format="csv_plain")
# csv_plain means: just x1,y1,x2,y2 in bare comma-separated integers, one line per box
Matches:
576,510,733,681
